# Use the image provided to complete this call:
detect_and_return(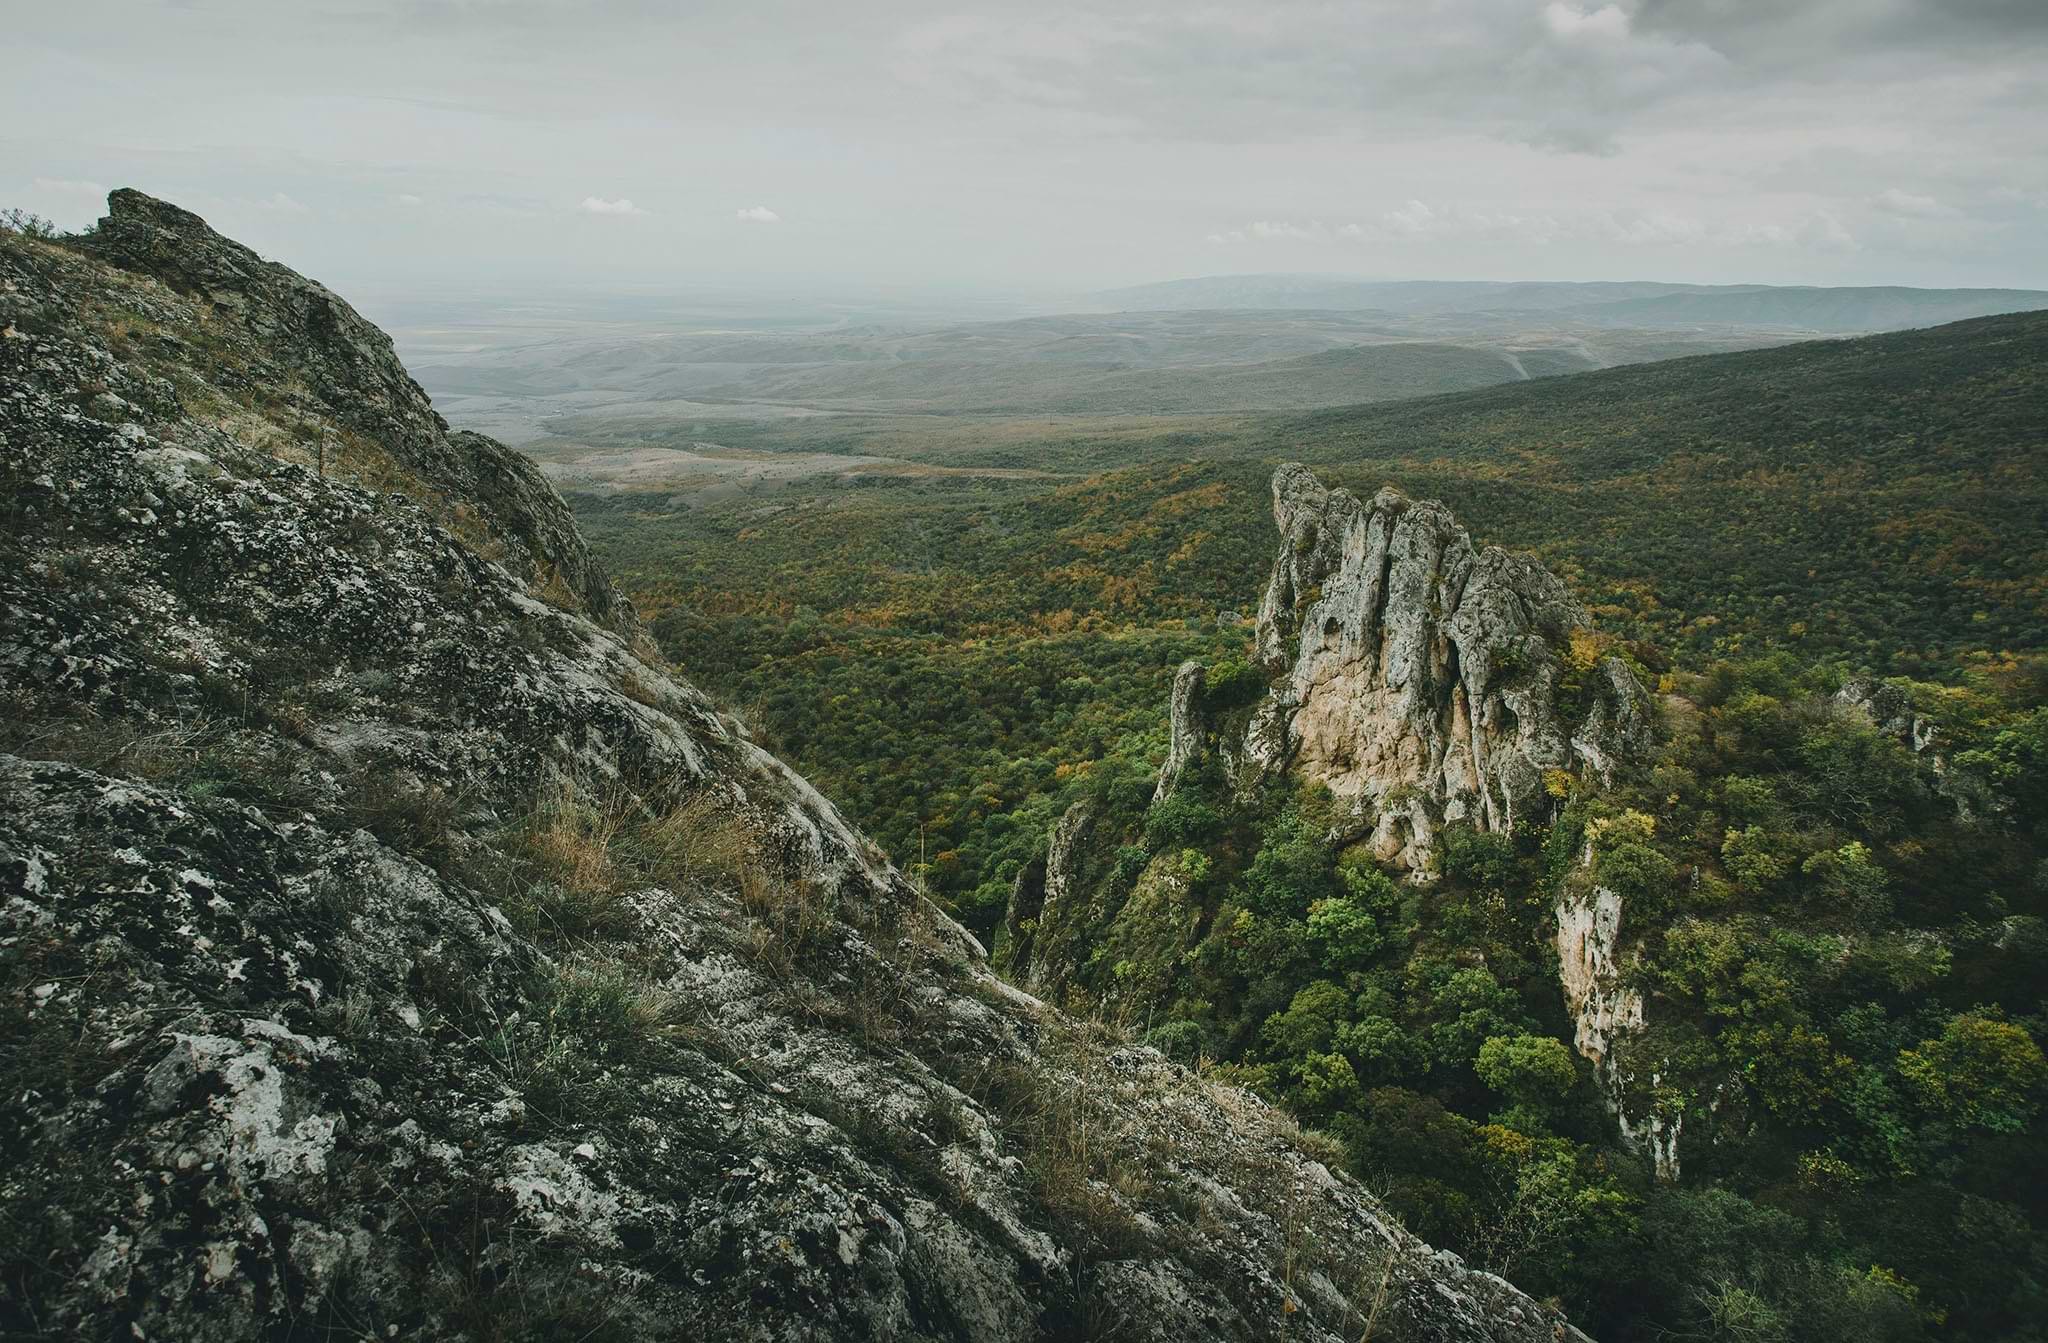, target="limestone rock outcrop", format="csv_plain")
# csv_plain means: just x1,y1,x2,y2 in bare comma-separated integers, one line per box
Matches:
1154,659,1210,803
0,199,1587,1342
1553,877,1684,1180
1242,464,1649,872
998,795,1100,988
